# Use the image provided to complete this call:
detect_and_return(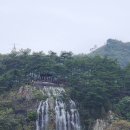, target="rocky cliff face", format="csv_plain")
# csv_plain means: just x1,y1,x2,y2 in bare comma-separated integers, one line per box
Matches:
93,111,115,130
1,83,81,130
92,111,130,130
